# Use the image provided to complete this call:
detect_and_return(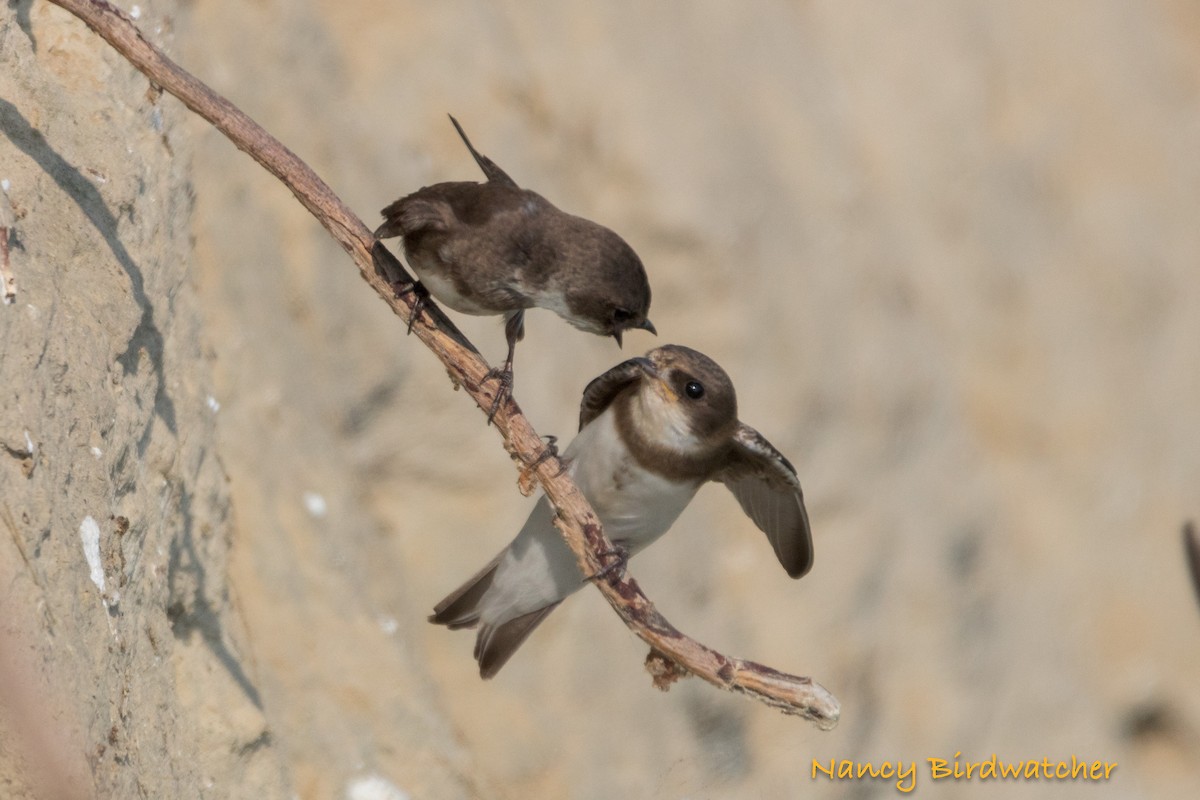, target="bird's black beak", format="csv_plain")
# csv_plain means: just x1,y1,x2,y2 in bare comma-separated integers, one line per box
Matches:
613,318,655,347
